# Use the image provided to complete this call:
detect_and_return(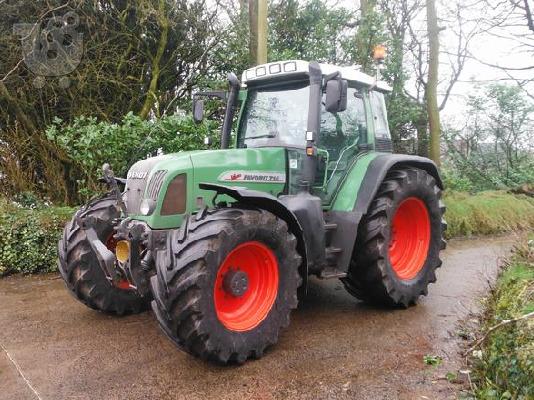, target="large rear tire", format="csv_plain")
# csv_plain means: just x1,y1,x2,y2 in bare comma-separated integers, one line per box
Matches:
58,194,148,315
150,207,302,364
342,167,447,307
